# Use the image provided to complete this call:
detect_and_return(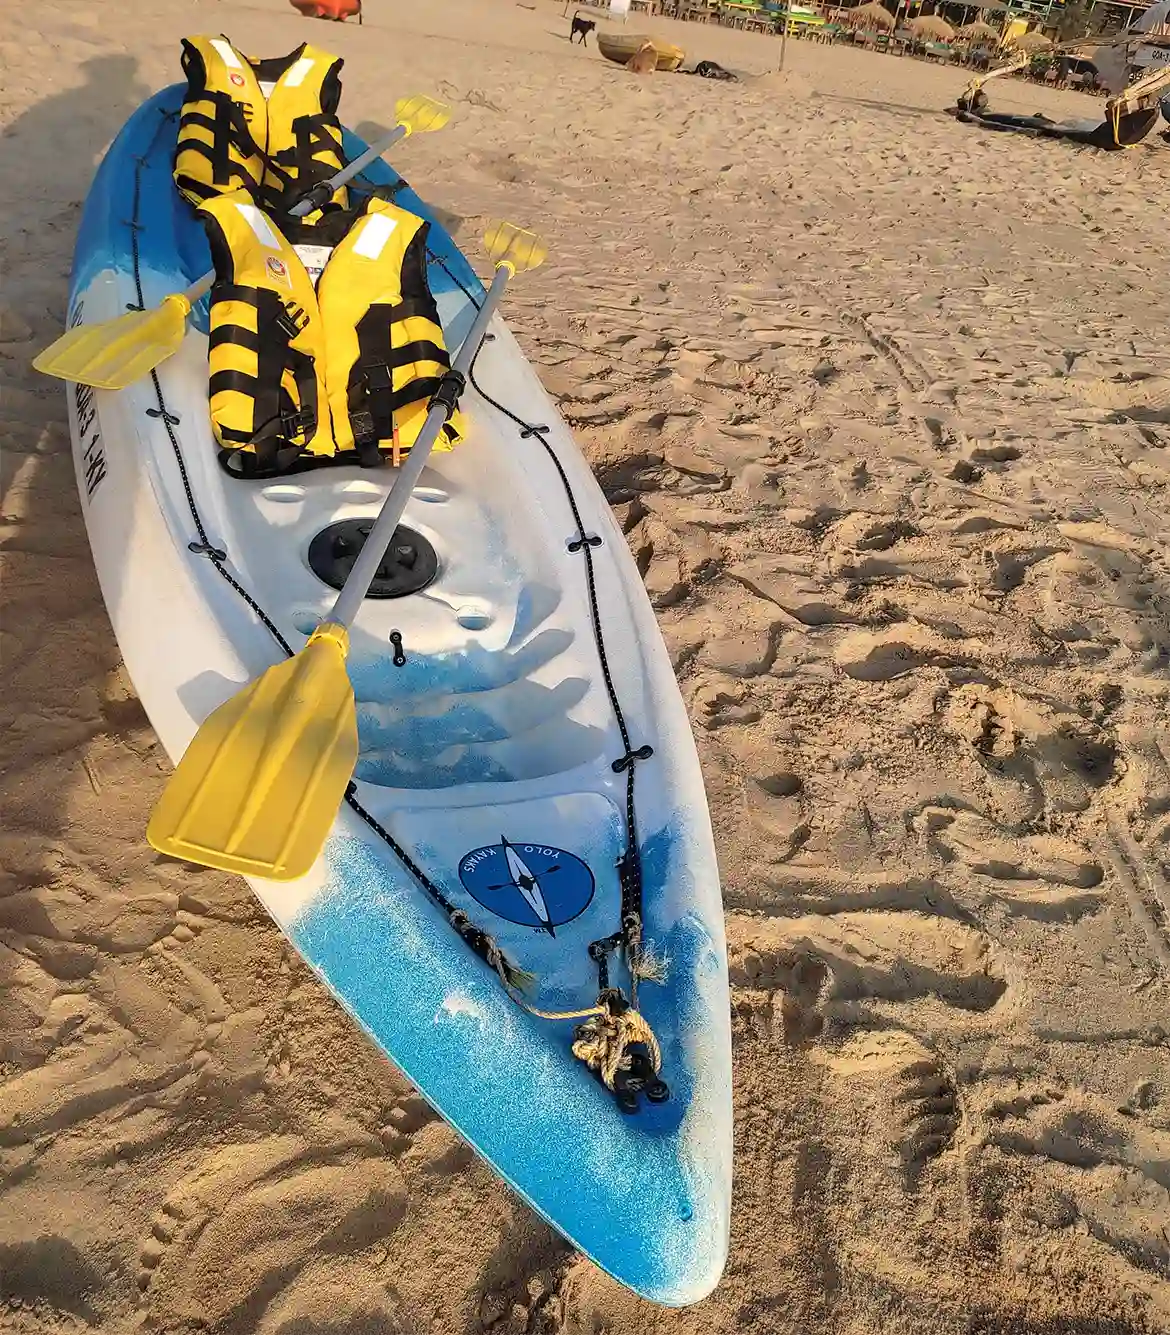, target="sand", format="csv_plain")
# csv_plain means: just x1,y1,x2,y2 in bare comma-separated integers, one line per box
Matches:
2,0,1169,1331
